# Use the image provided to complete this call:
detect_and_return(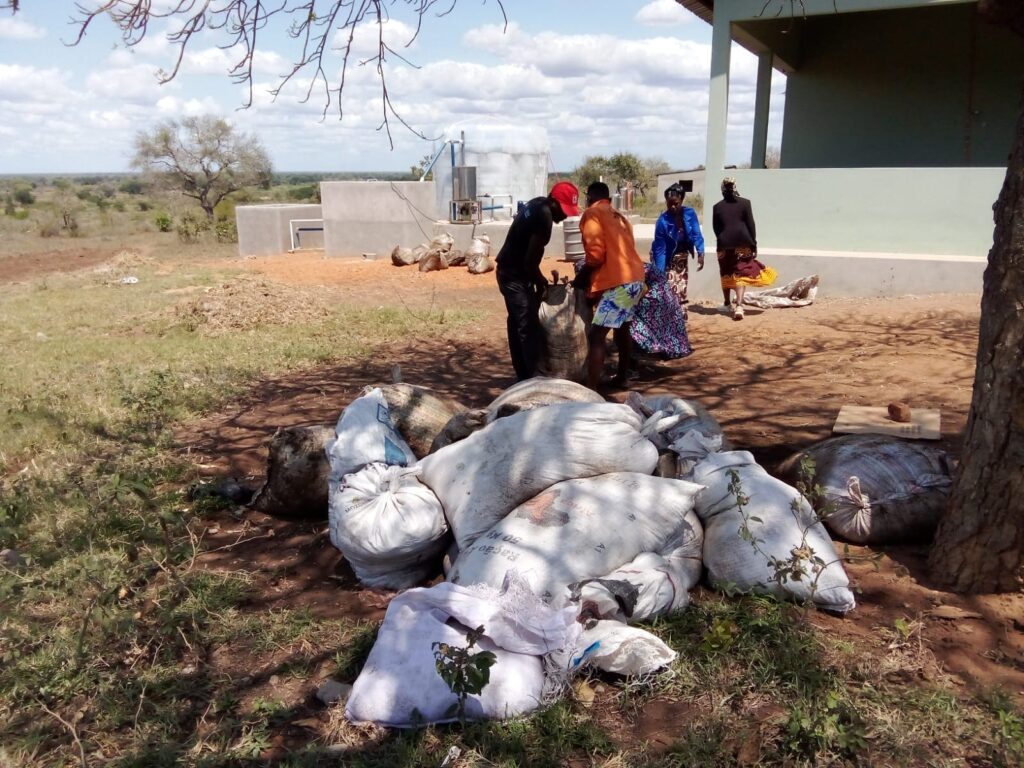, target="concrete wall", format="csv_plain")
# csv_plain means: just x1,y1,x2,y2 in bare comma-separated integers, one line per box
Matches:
709,166,1002,255
321,181,440,258
236,204,323,257
777,3,1024,168
656,170,707,208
